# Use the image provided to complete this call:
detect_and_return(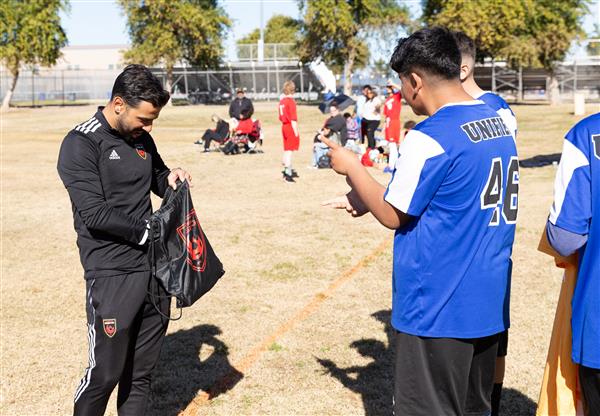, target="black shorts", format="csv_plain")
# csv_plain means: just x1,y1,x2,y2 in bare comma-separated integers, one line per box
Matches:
394,331,500,416
580,365,600,416
497,329,508,357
